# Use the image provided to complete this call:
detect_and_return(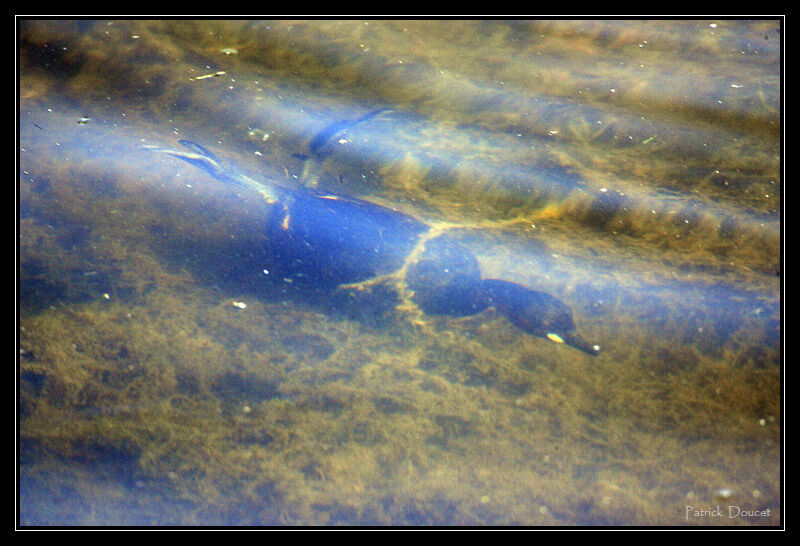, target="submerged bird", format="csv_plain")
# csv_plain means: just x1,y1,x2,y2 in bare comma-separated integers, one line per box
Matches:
147,139,600,356
293,107,394,160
